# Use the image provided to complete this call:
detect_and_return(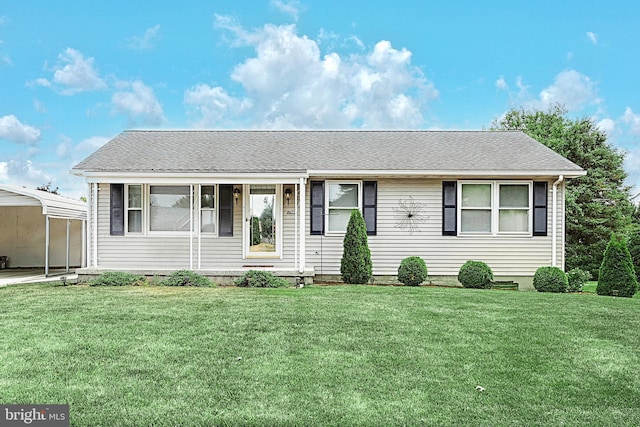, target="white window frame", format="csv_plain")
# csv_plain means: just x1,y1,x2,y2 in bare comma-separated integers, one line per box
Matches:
325,180,362,235
458,180,533,236
125,184,144,235
147,185,193,235
199,184,218,236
